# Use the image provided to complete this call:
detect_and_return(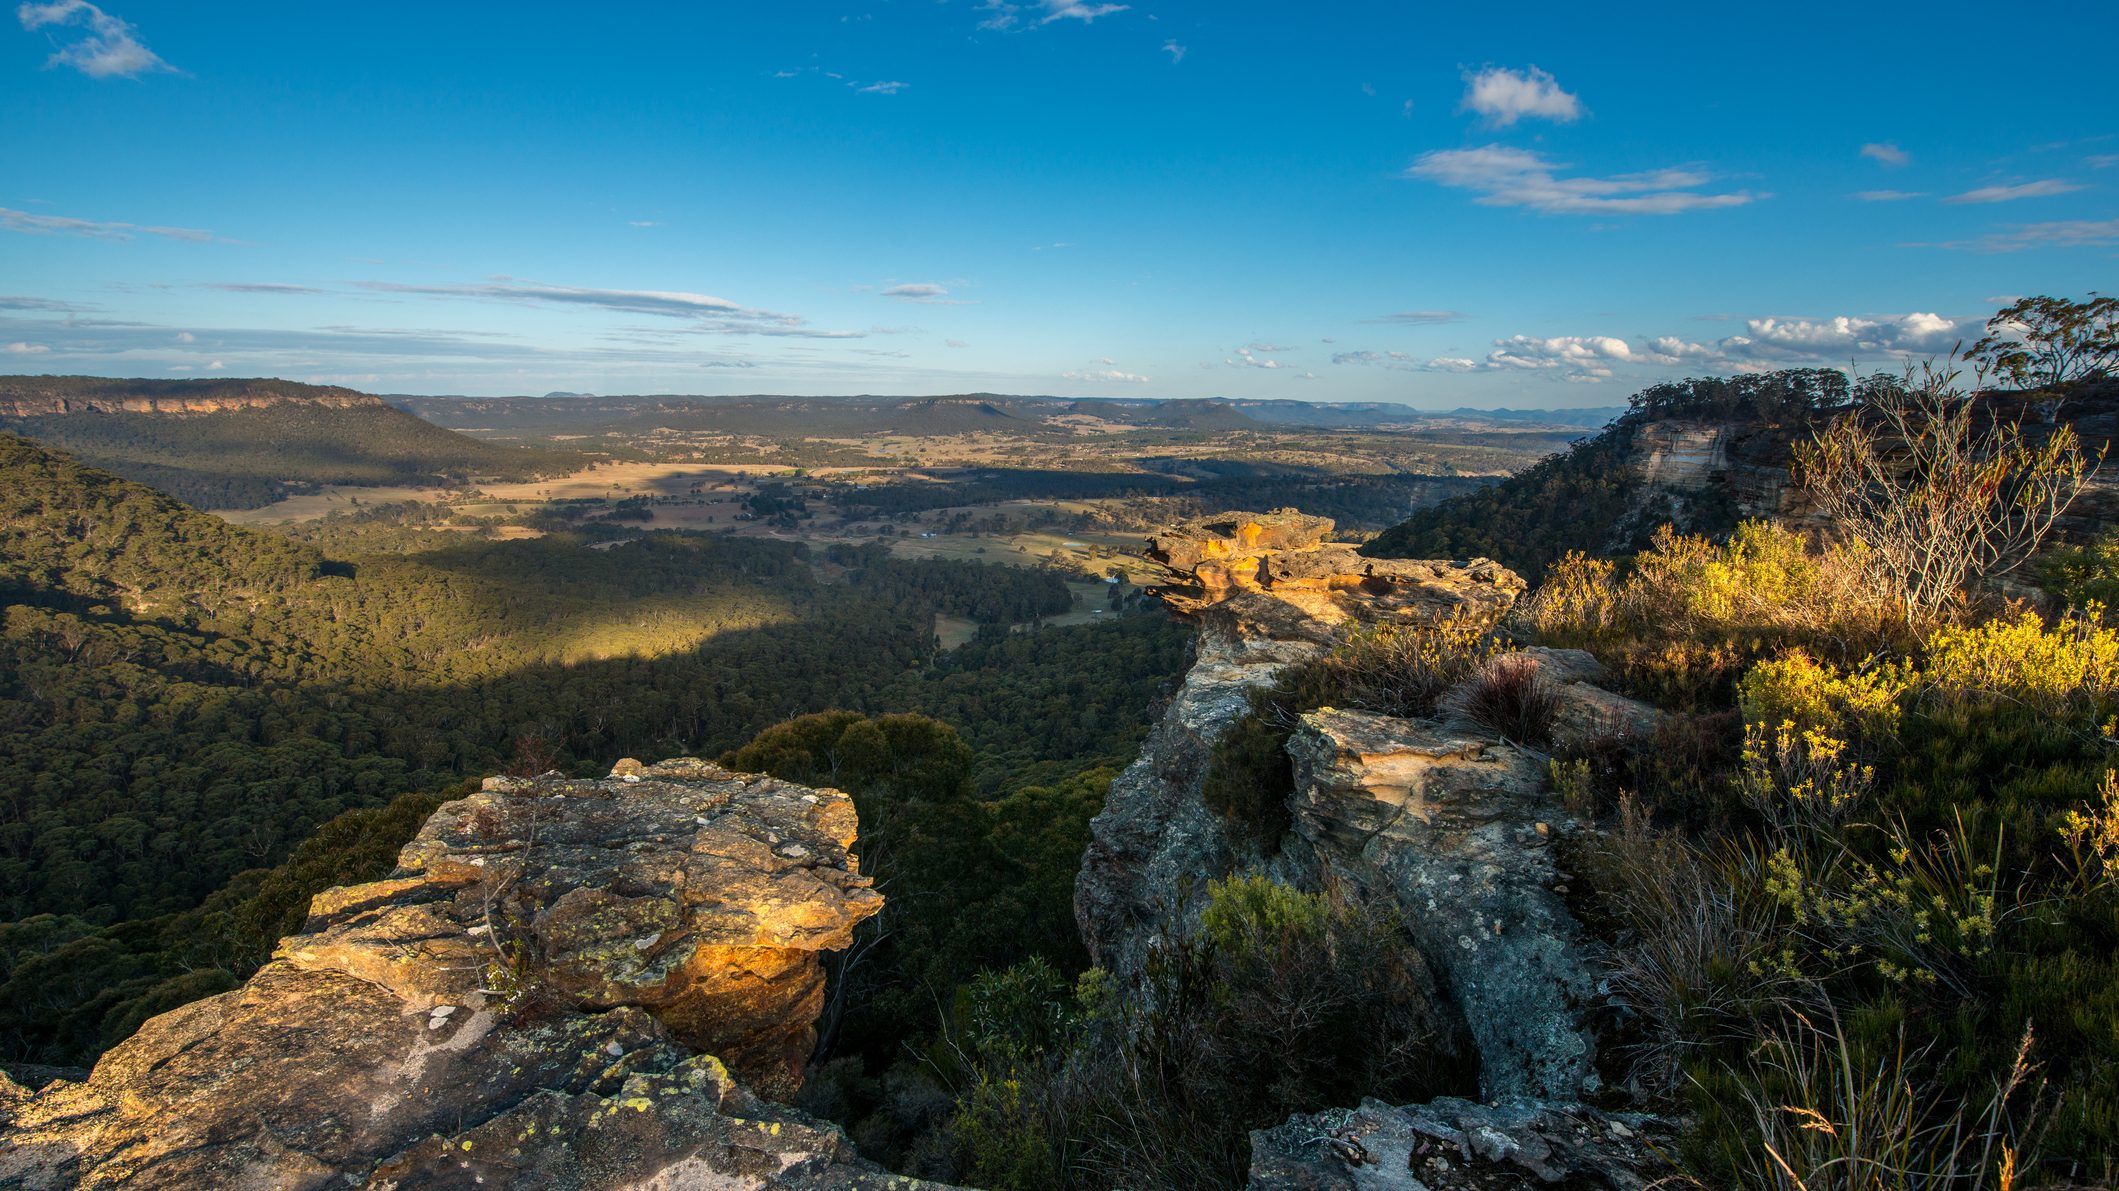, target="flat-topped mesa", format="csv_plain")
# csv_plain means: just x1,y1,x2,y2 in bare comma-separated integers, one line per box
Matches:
1145,509,1523,630
0,759,917,1191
